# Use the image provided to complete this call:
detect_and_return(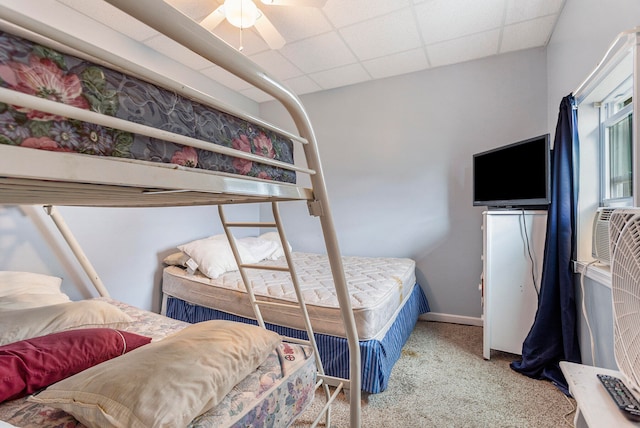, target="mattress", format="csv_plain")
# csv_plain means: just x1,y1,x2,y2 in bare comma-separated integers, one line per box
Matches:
162,252,417,340
0,298,315,428
0,30,295,183
166,283,430,394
